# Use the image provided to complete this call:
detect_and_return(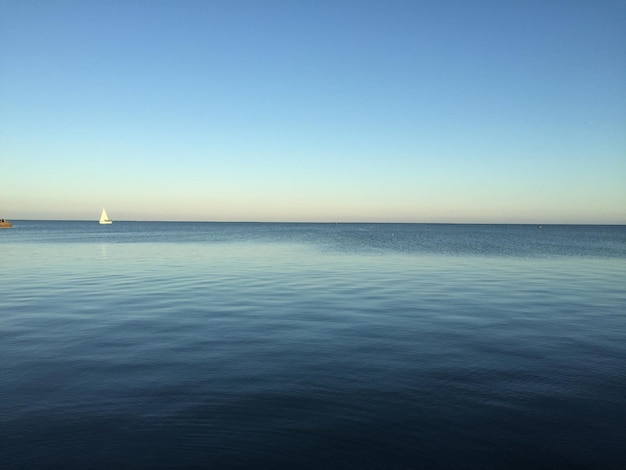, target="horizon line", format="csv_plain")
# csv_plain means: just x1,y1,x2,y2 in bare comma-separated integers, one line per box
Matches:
6,219,626,226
